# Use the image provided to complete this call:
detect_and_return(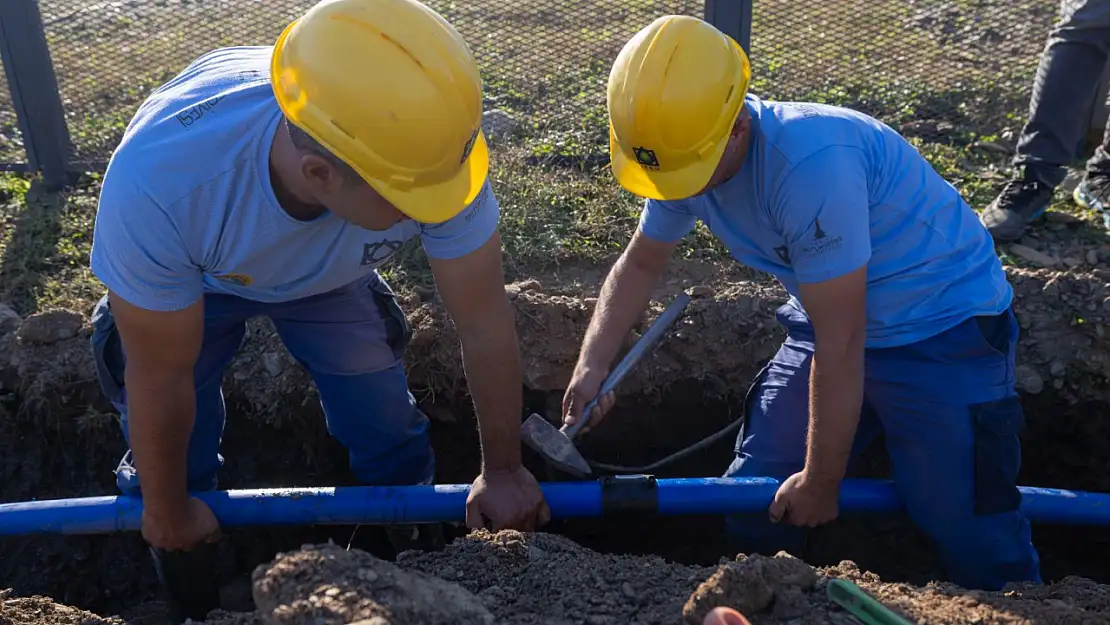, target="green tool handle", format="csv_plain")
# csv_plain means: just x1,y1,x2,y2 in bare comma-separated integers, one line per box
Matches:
826,578,913,625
